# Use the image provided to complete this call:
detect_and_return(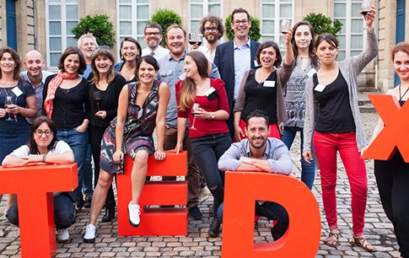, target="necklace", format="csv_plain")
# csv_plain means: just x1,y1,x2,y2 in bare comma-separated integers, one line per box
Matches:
399,84,409,102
